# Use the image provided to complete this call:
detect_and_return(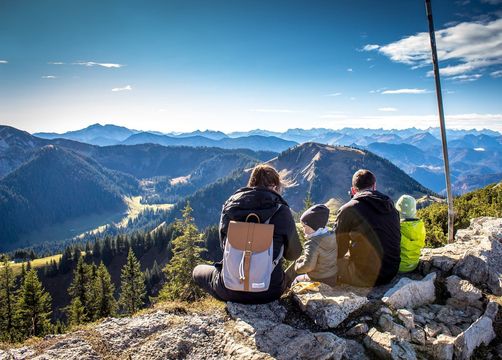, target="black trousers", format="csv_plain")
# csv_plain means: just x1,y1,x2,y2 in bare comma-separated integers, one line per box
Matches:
192,264,285,304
